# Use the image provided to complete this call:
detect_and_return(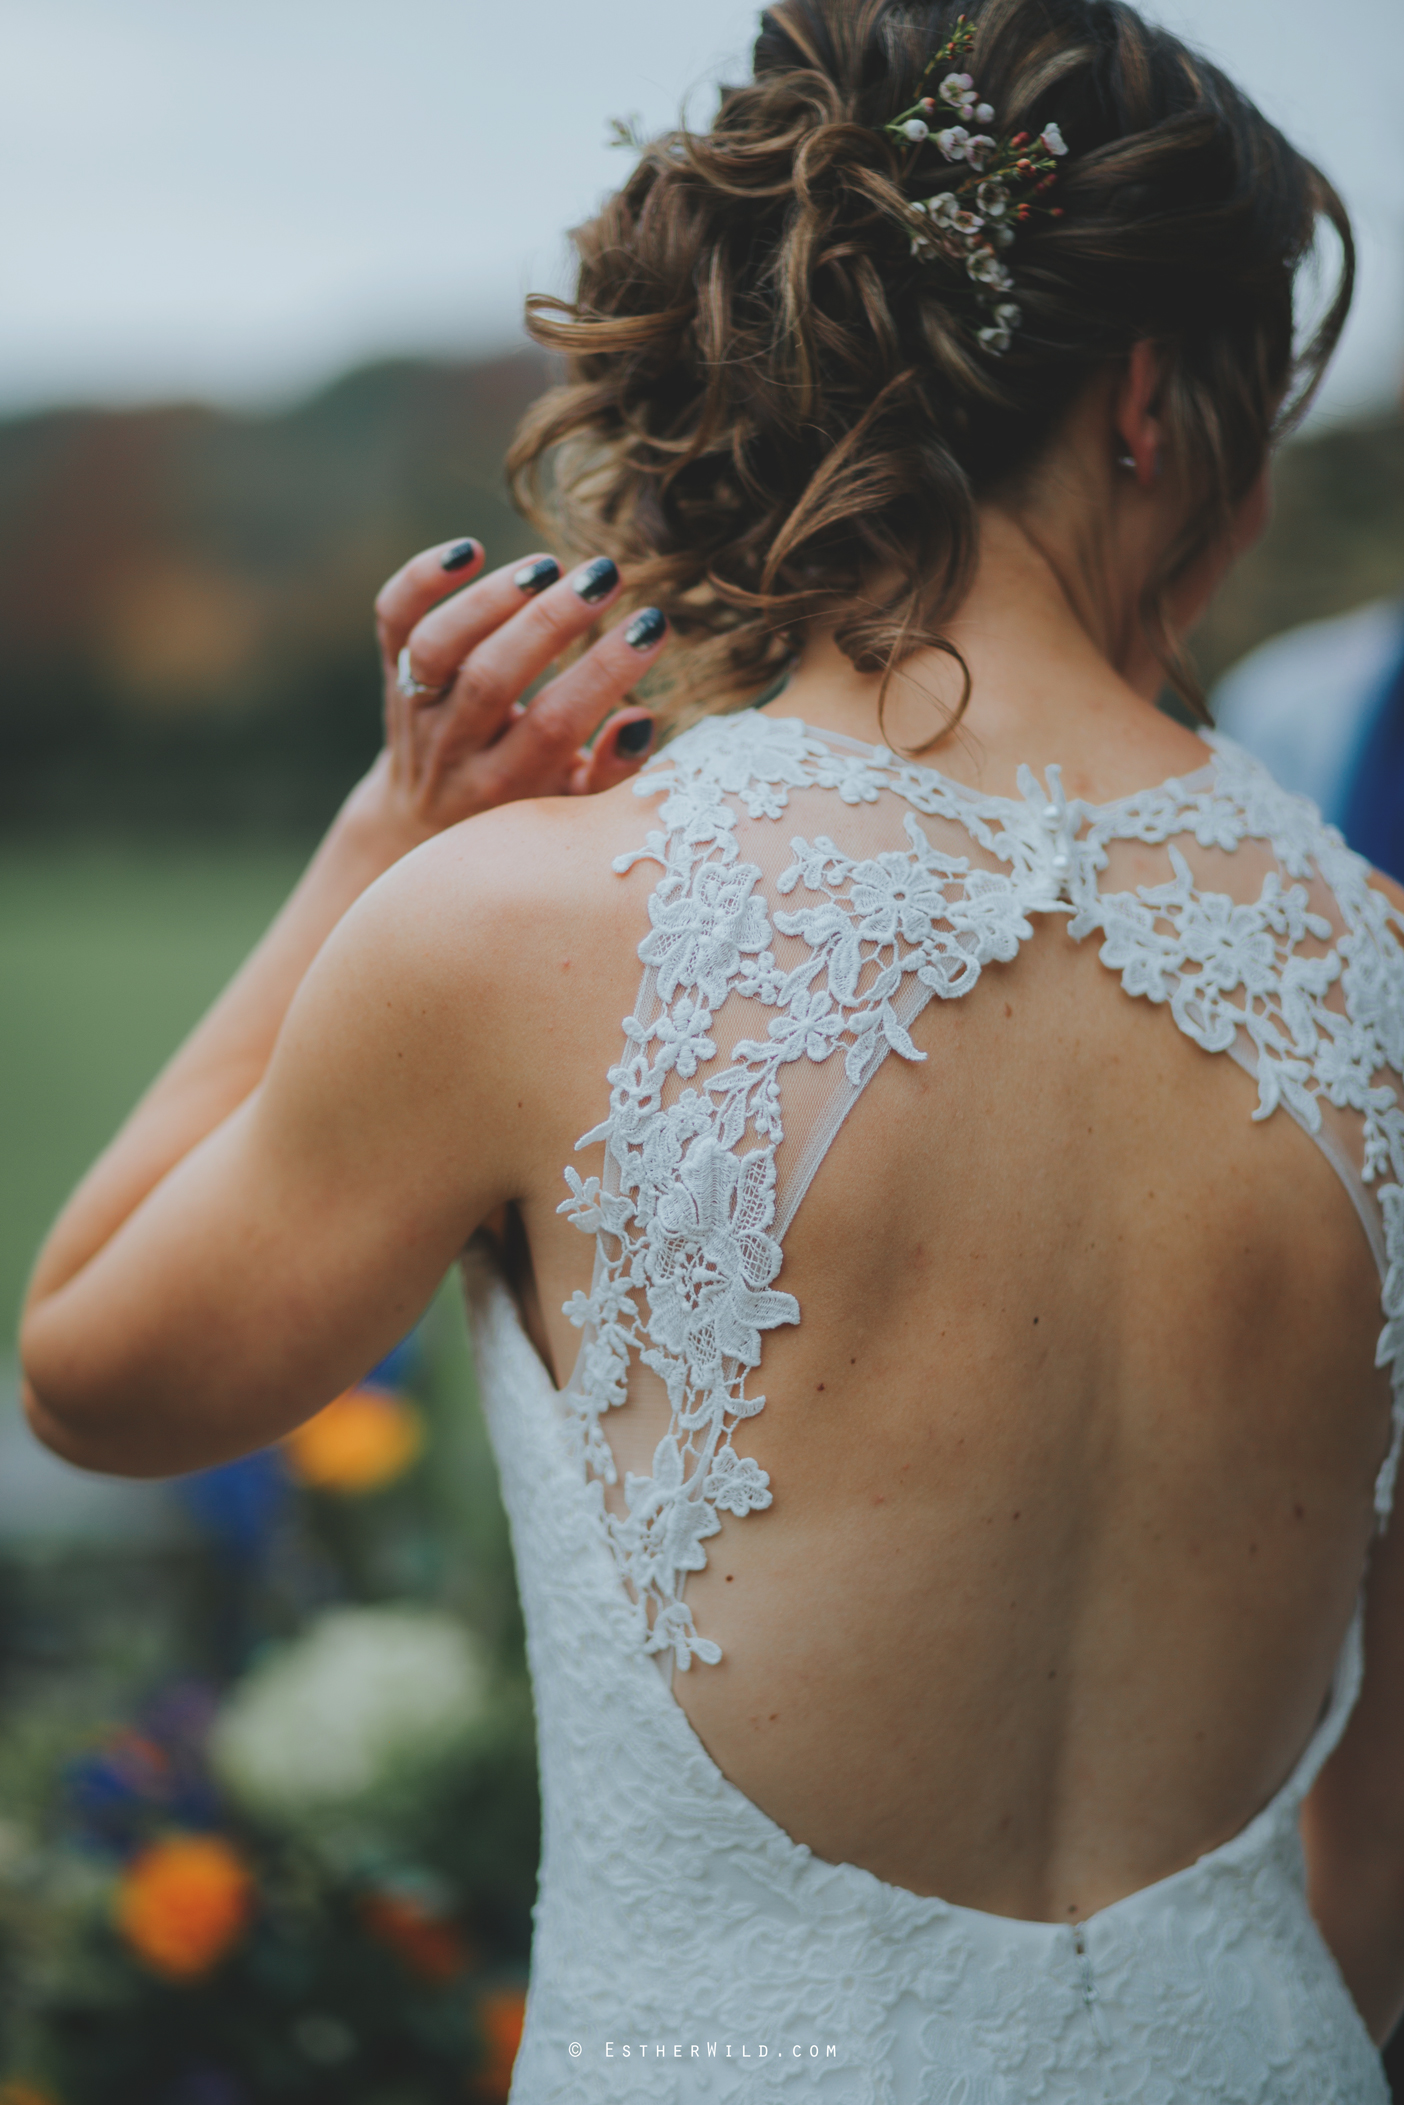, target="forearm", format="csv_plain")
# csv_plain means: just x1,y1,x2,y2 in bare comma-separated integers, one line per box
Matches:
24,766,423,1311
